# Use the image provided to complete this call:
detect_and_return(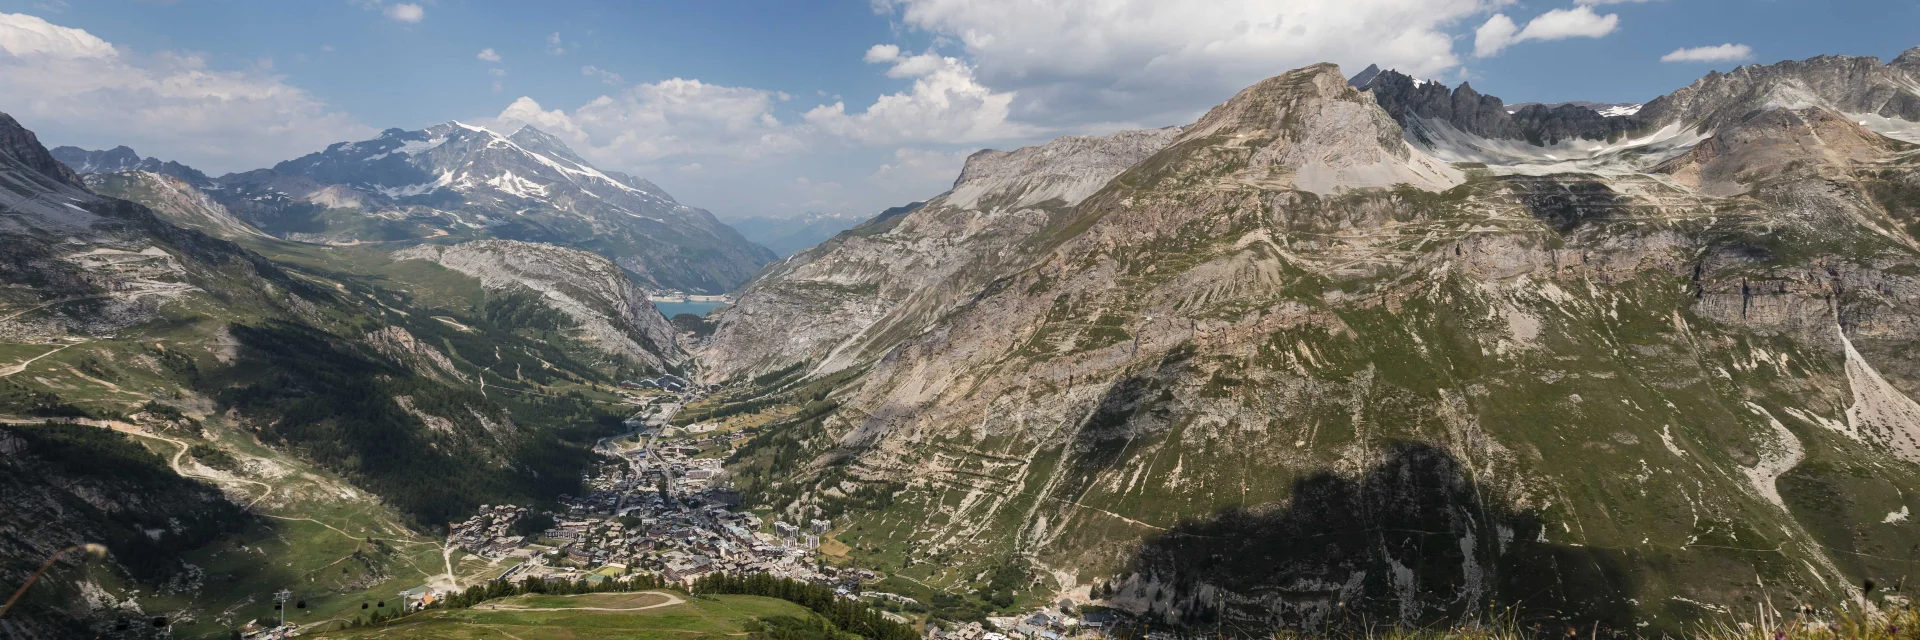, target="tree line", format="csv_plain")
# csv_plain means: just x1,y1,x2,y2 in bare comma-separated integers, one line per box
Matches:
693,573,920,640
